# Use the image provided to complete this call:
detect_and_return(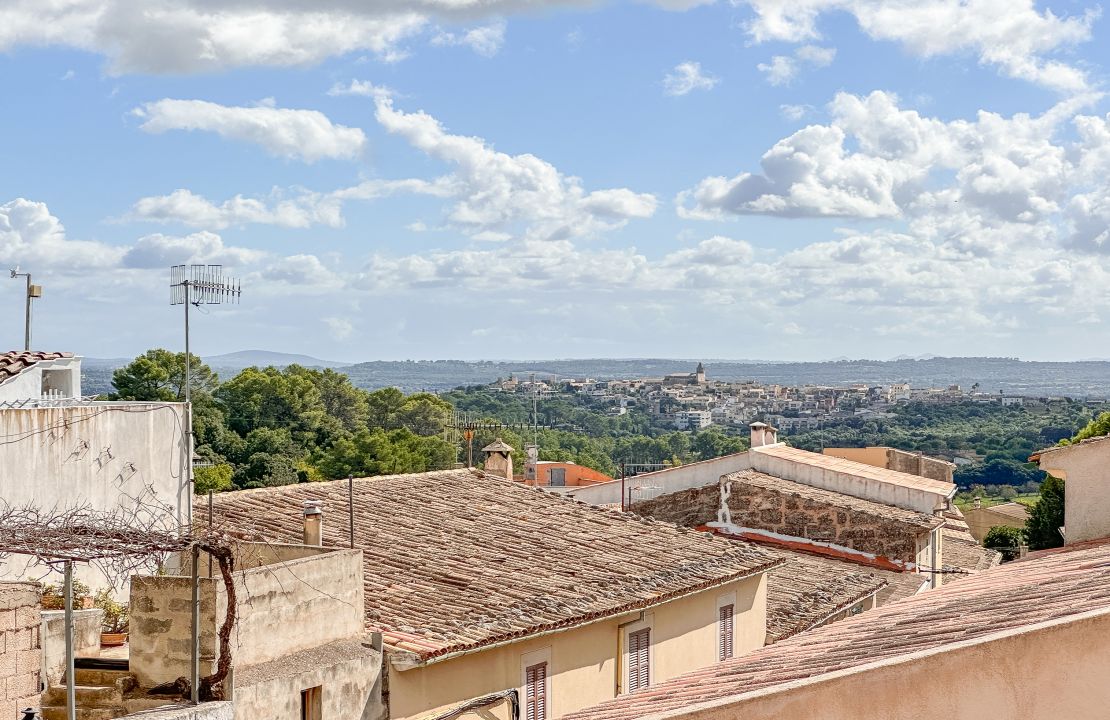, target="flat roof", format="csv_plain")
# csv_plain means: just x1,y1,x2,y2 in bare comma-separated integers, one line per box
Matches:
753,443,957,497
